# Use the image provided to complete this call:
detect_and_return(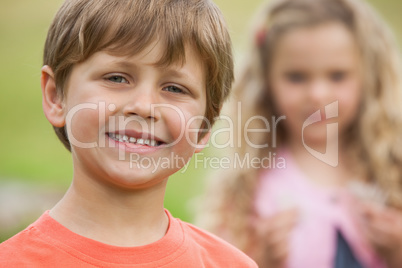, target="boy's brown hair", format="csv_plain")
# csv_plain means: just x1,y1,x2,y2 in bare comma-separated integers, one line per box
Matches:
44,0,234,151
